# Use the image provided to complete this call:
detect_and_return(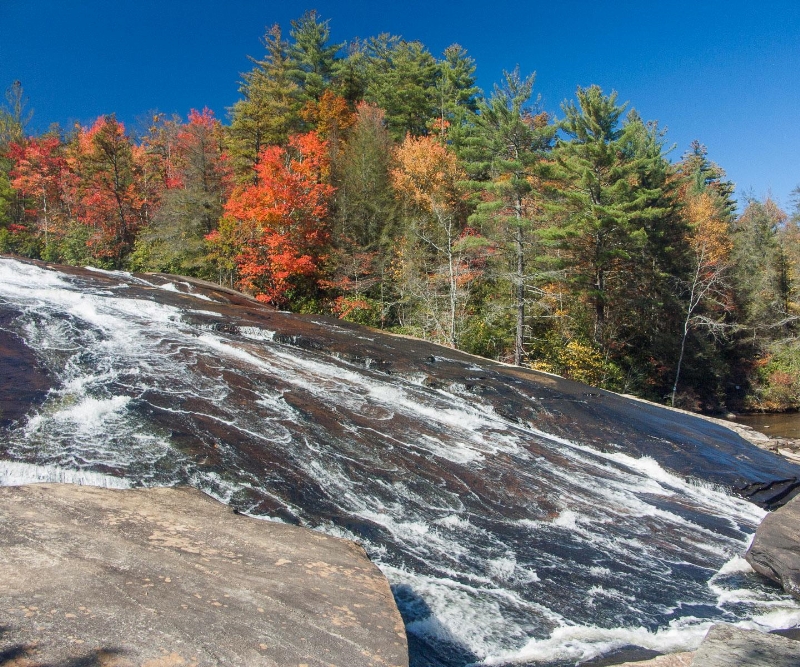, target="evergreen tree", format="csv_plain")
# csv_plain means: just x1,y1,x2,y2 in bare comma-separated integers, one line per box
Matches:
360,35,439,139
468,69,555,365
287,11,341,102
331,40,369,106
434,45,481,151
227,25,303,182
731,197,791,329
132,109,231,277
326,103,397,326
0,81,32,252
676,140,736,218
549,86,674,360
